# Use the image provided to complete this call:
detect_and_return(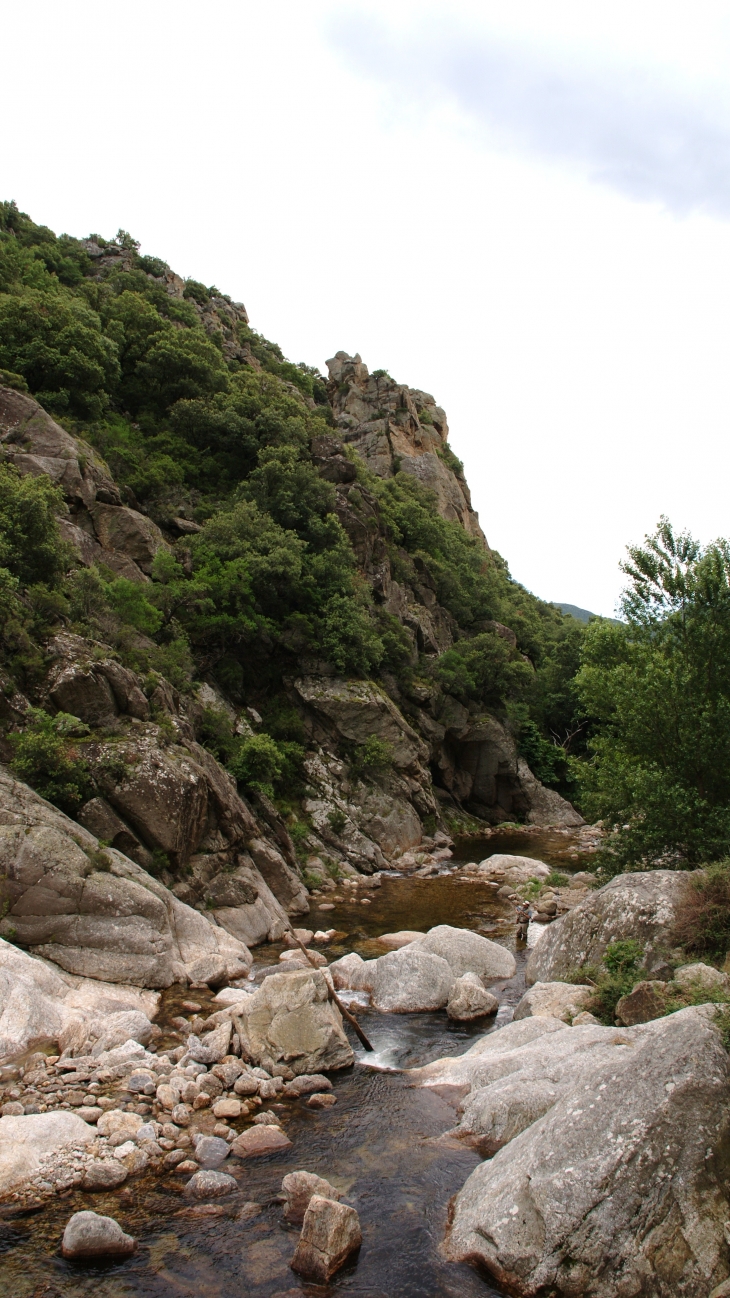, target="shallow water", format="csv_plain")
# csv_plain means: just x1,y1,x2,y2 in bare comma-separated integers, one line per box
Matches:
452,824,596,871
0,836,587,1297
